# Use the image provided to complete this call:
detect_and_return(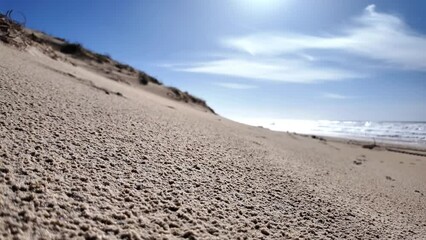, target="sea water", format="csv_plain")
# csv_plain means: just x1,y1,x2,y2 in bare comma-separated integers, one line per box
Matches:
236,118,426,147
